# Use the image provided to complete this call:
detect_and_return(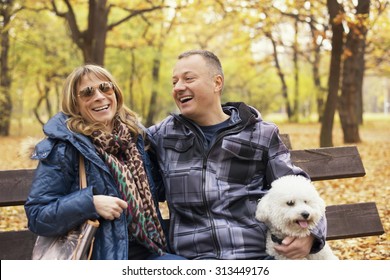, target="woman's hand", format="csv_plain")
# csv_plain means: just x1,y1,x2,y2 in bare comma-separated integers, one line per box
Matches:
93,195,128,220
273,235,314,259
